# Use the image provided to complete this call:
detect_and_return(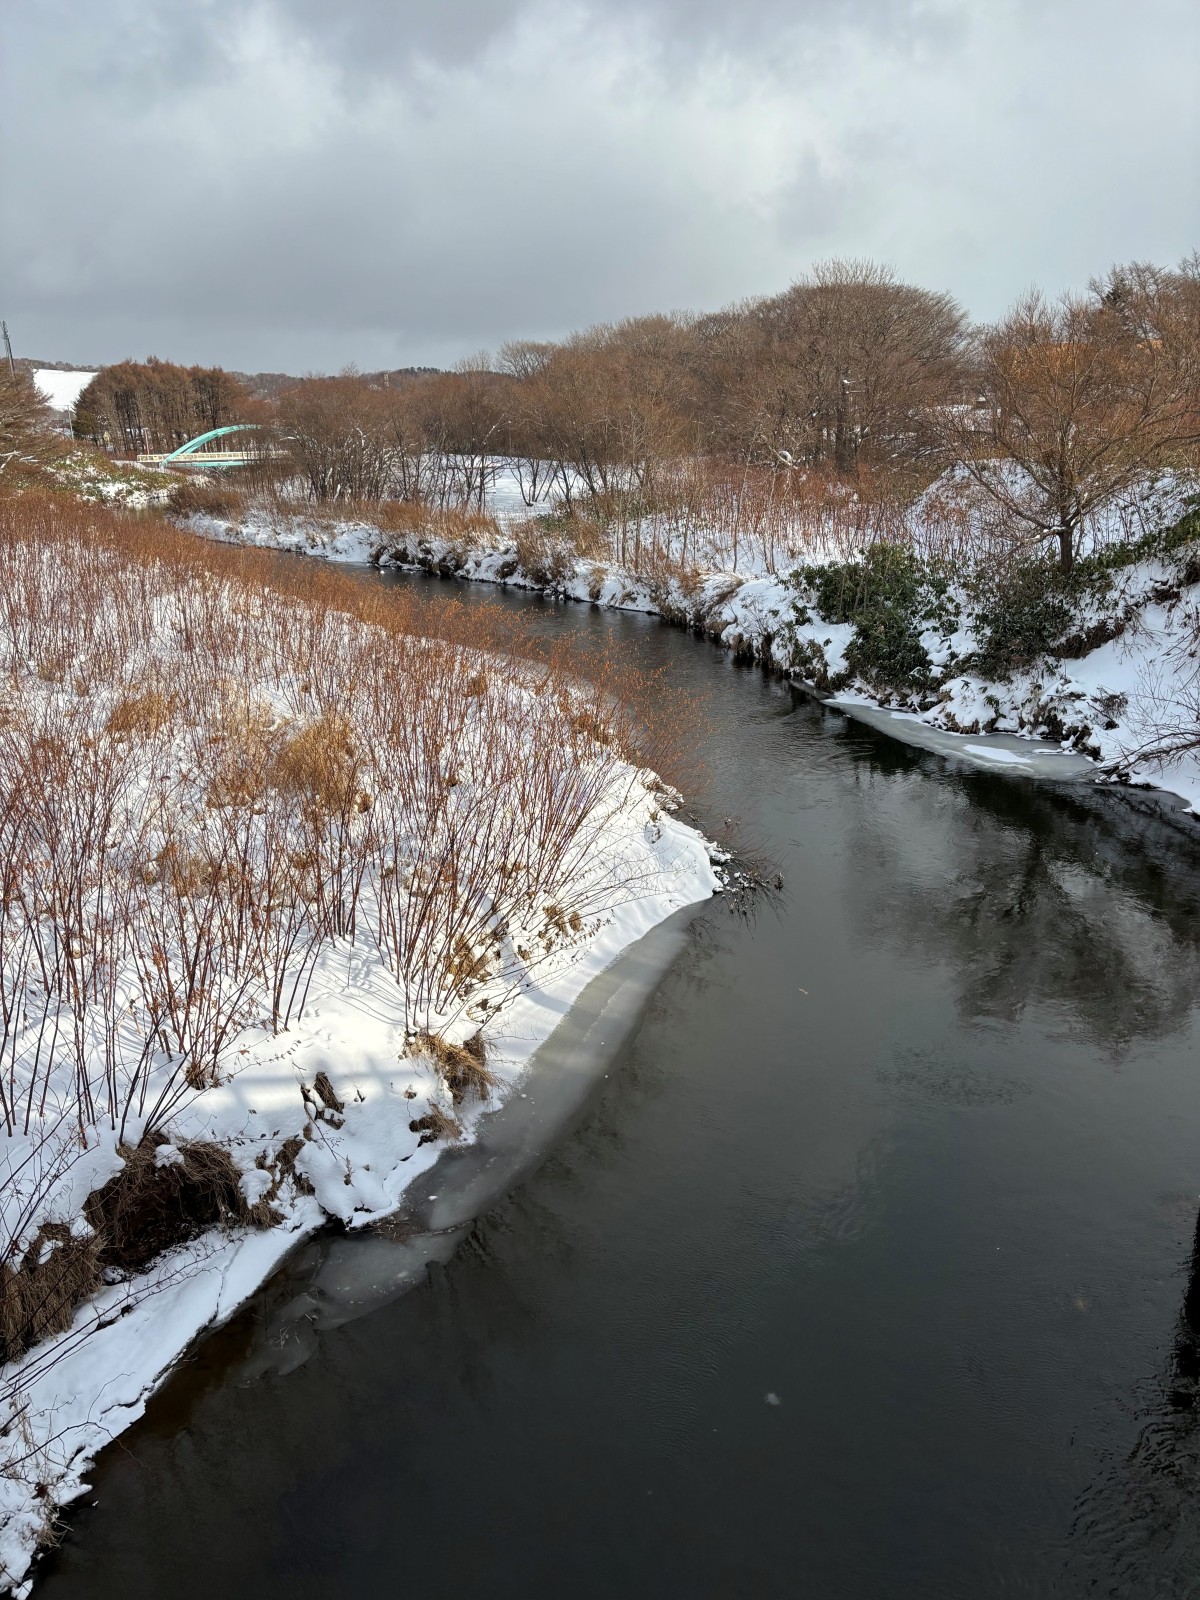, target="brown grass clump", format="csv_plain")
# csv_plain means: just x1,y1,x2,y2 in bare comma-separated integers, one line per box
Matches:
106,687,178,738
0,1226,103,1366
205,693,277,808
408,1103,462,1146
148,837,221,896
270,713,360,815
512,516,606,587
407,1029,497,1105
367,500,501,544
84,1133,260,1273
0,1135,275,1364
167,479,246,520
